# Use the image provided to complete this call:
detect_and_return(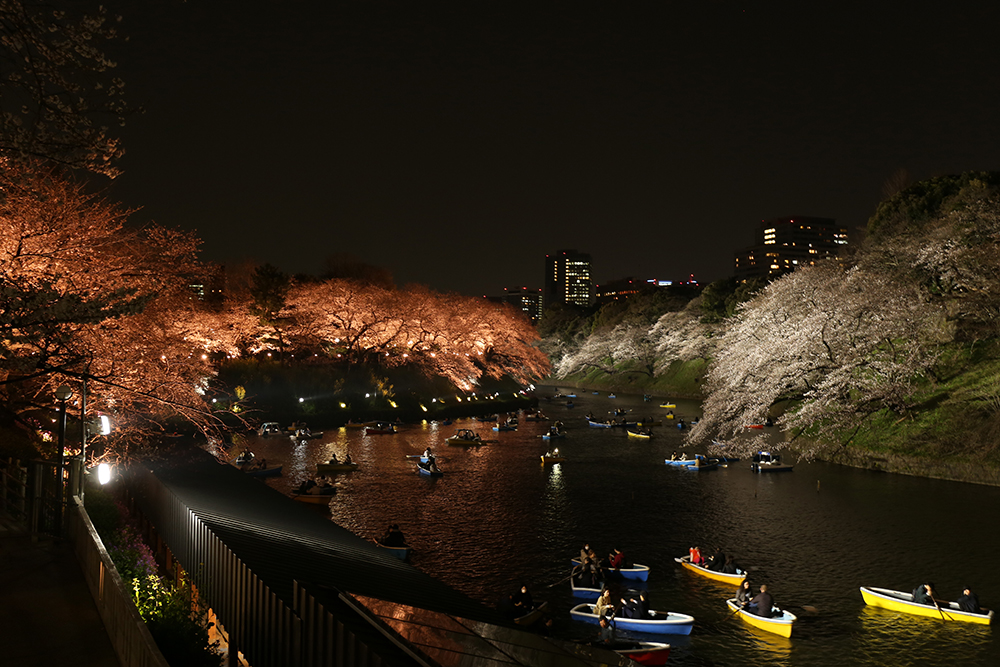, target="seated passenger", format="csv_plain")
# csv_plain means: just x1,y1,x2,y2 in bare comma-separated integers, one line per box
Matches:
721,556,739,574
344,453,353,464
748,584,774,618
957,587,982,614
736,579,754,605
328,453,339,464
